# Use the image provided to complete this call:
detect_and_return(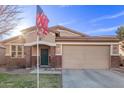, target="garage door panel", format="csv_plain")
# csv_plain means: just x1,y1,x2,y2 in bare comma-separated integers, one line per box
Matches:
62,45,110,69
83,46,109,69
62,46,84,69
